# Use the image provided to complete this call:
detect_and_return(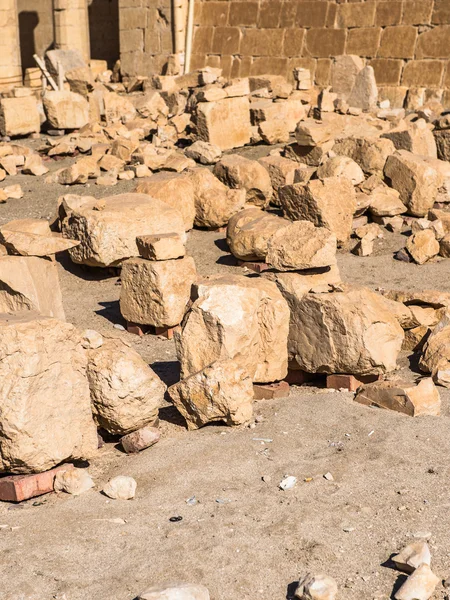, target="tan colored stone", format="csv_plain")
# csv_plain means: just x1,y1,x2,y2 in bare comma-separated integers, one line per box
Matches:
406,229,439,264
419,312,450,386
331,55,365,98
369,186,407,217
384,150,441,217
347,66,378,111
258,119,291,145
394,564,439,600
295,574,337,600
316,156,364,185
185,140,222,165
279,178,357,245
195,96,251,151
264,265,342,301
226,208,288,261
132,91,168,120
382,119,437,159
0,219,79,257
213,155,272,208
57,156,100,185
104,91,137,124
176,275,290,383
87,338,166,435
258,155,300,203
120,256,196,327
139,583,210,600
60,193,185,267
393,541,432,574
102,476,136,500
22,154,49,176
355,378,440,416
135,172,196,231
353,236,374,257
286,287,404,375
54,467,94,496
266,221,337,272
0,313,98,474
168,359,254,430
187,168,246,228
0,97,40,137
43,91,89,129
136,233,185,261
332,136,395,175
